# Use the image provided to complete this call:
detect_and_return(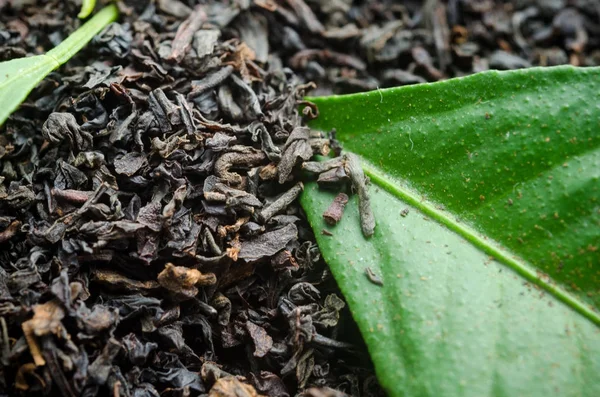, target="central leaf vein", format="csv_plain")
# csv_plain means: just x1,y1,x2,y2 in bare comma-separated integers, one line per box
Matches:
360,157,600,326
